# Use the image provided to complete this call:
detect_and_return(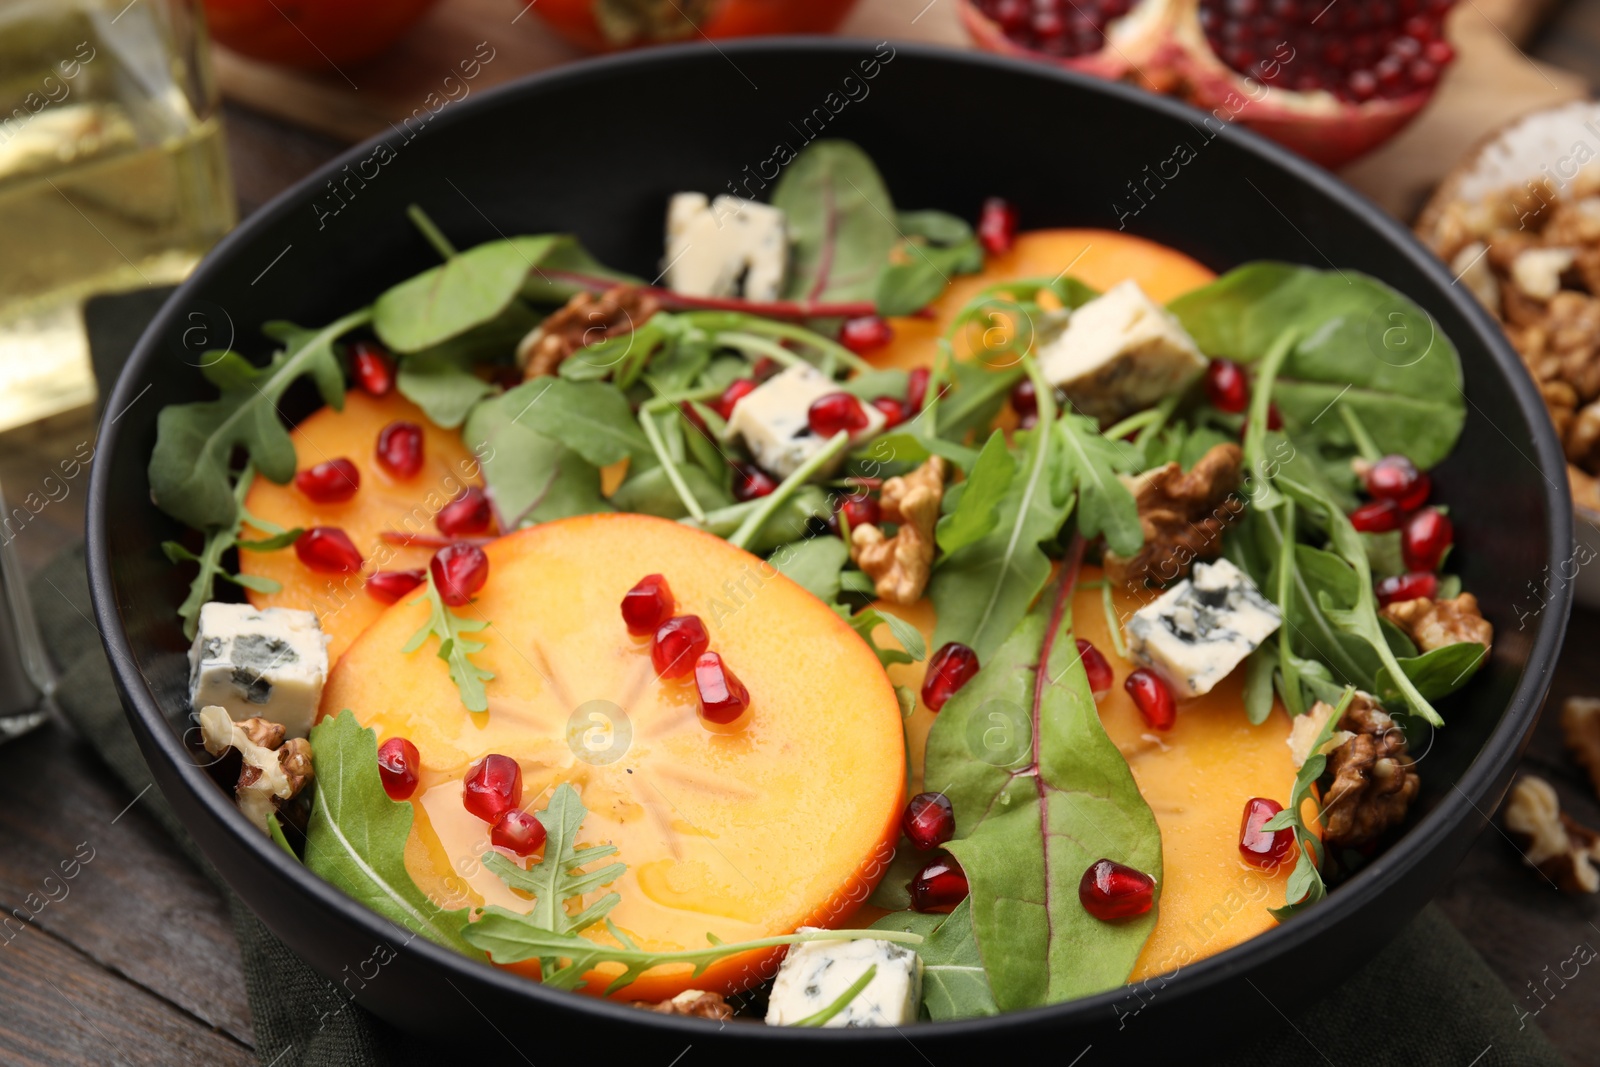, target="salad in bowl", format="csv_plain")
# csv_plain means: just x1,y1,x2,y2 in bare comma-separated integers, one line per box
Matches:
151,137,1489,1028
